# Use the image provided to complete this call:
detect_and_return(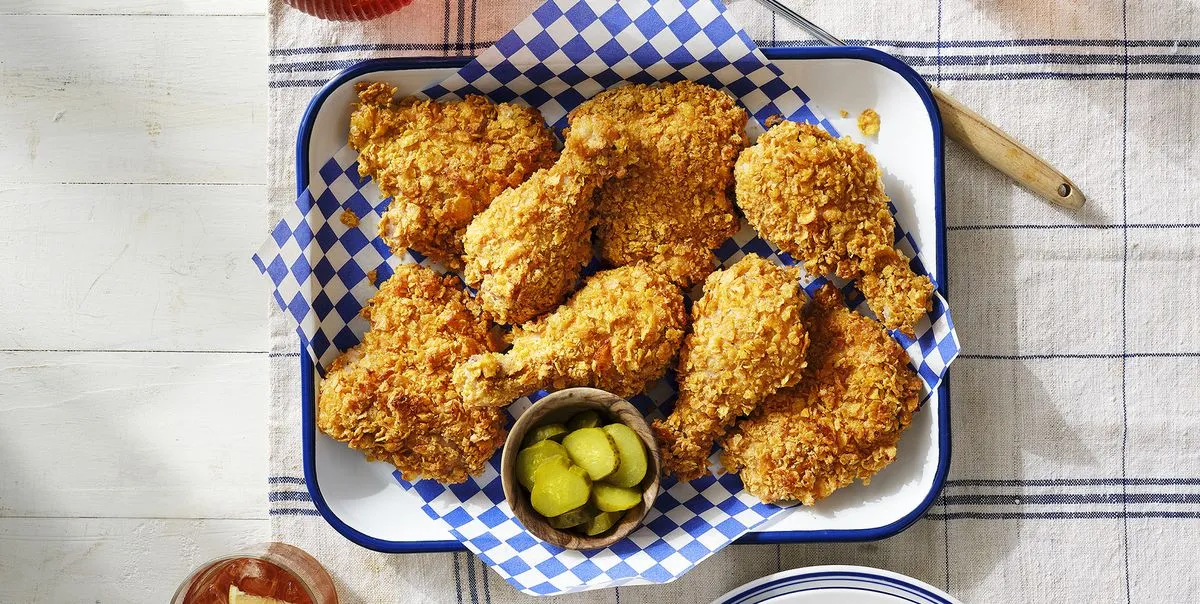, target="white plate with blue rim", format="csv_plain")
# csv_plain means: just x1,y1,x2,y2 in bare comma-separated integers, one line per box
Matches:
712,566,963,604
